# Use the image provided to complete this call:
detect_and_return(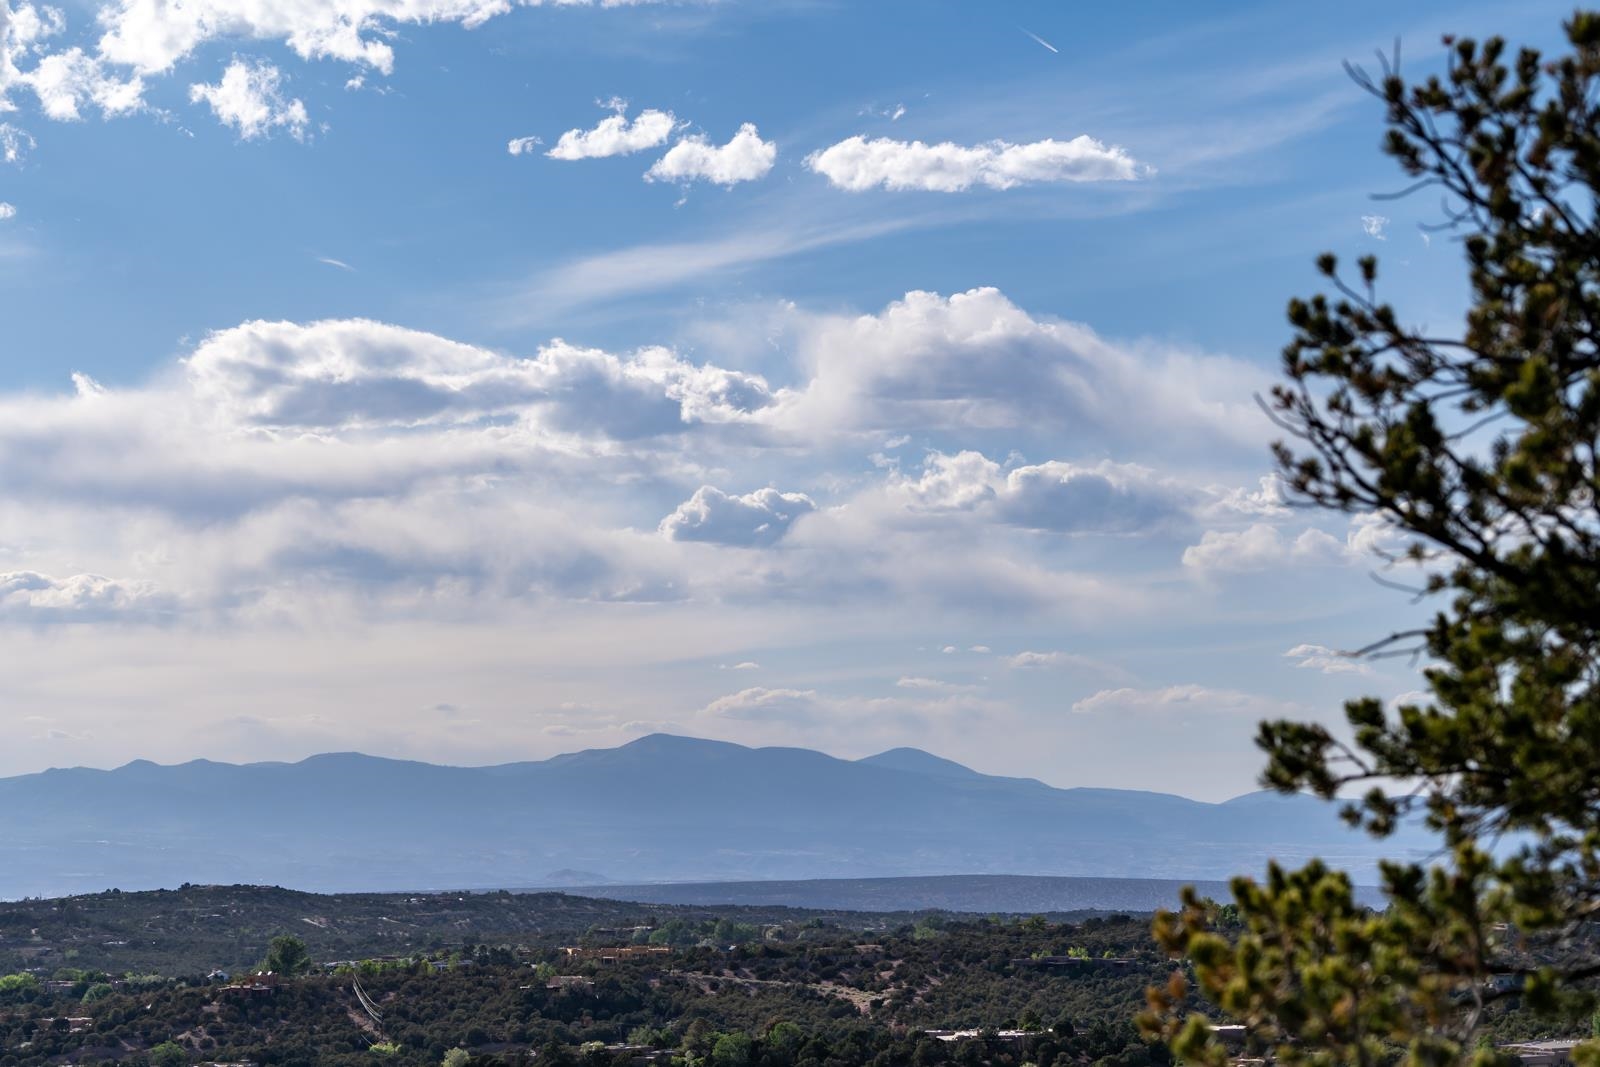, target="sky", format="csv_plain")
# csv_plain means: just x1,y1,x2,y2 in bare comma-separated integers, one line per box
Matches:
0,0,1571,799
